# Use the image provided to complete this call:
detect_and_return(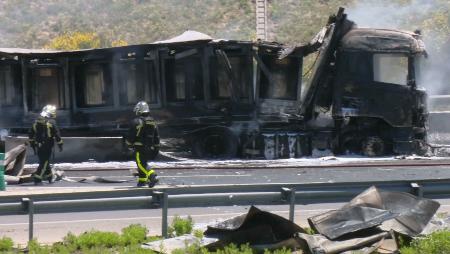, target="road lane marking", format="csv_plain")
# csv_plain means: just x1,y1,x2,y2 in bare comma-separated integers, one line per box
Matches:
67,174,252,179
0,209,329,226
1,204,449,227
